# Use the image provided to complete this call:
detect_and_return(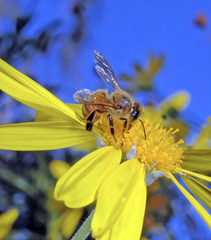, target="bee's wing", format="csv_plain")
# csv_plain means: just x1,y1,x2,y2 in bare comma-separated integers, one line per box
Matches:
73,89,93,103
94,50,122,90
